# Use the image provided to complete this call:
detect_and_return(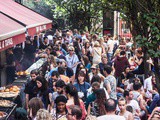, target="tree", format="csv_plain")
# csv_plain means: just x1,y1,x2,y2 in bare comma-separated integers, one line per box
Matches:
53,0,106,32
104,0,160,92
